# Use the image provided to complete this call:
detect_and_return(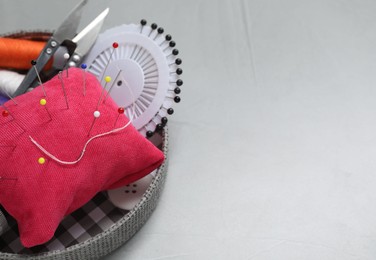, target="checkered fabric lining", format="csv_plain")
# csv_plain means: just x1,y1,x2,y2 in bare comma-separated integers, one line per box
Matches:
0,192,127,254
0,133,163,255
